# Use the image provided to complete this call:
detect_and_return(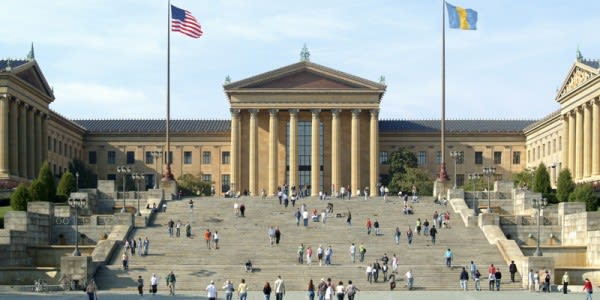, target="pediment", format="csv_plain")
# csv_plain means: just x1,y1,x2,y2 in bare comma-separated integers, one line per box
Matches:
556,62,598,100
225,61,386,92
